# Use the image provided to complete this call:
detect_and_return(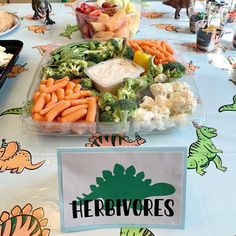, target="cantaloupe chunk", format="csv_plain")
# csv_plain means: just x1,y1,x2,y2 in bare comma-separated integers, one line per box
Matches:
97,13,110,23
90,21,106,32
105,10,127,32
114,27,130,38
93,31,115,39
